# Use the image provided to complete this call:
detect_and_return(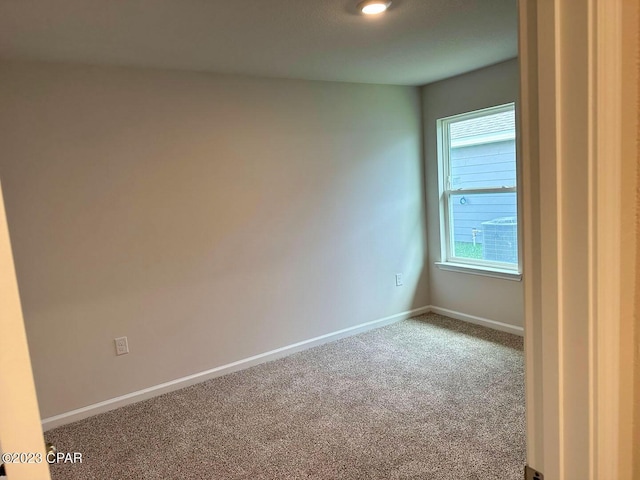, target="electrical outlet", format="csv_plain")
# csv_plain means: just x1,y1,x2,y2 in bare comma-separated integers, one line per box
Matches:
395,273,403,286
115,336,129,356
